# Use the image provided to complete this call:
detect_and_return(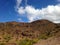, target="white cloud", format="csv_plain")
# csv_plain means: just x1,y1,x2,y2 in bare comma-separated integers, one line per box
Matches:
15,0,60,23
18,18,24,22
16,0,22,9
18,7,25,14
